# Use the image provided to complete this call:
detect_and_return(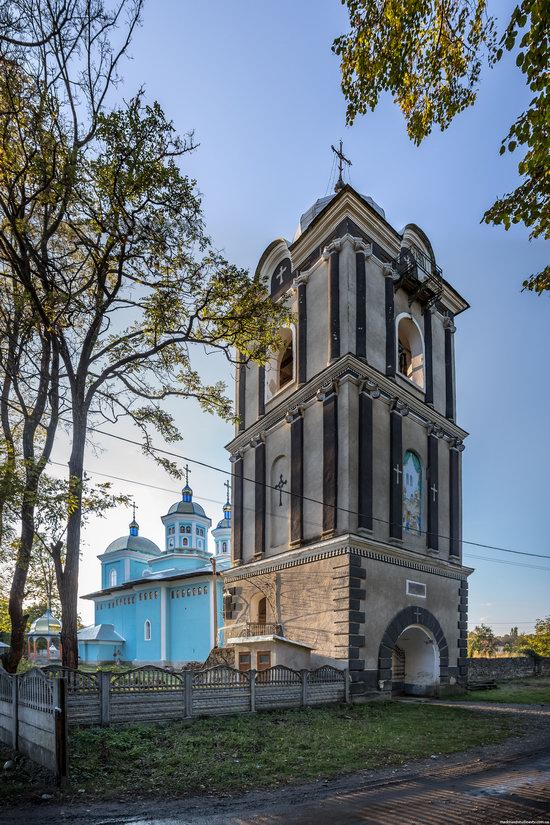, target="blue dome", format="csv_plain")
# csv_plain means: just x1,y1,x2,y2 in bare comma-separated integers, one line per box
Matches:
104,534,161,555
166,500,207,517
